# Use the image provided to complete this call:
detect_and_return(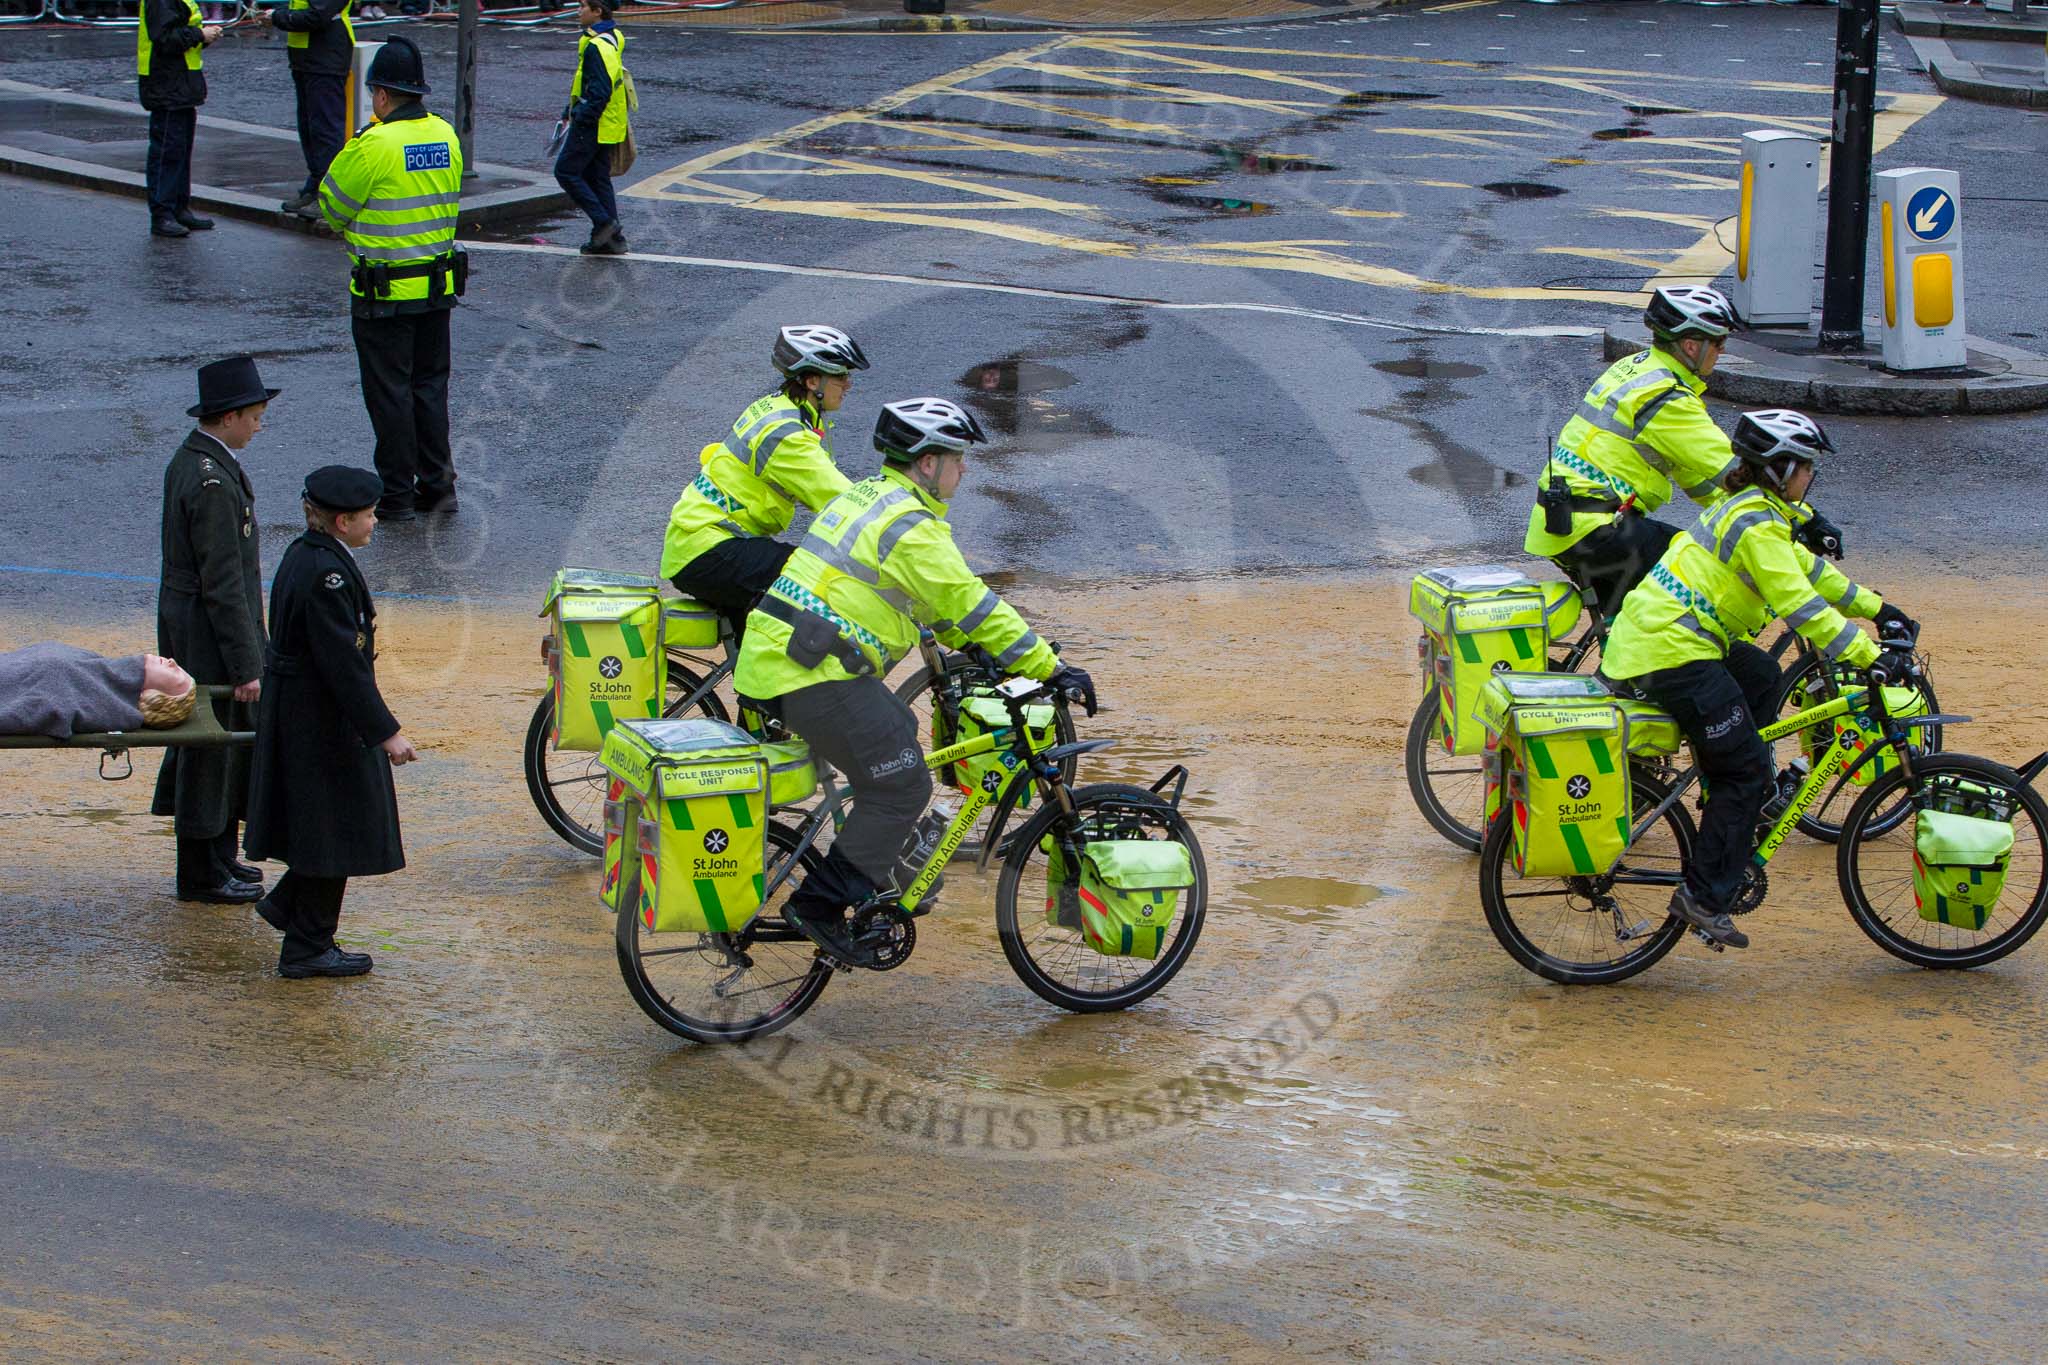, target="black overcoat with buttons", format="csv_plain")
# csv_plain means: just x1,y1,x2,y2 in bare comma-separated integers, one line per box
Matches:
151,430,264,837
243,531,405,877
